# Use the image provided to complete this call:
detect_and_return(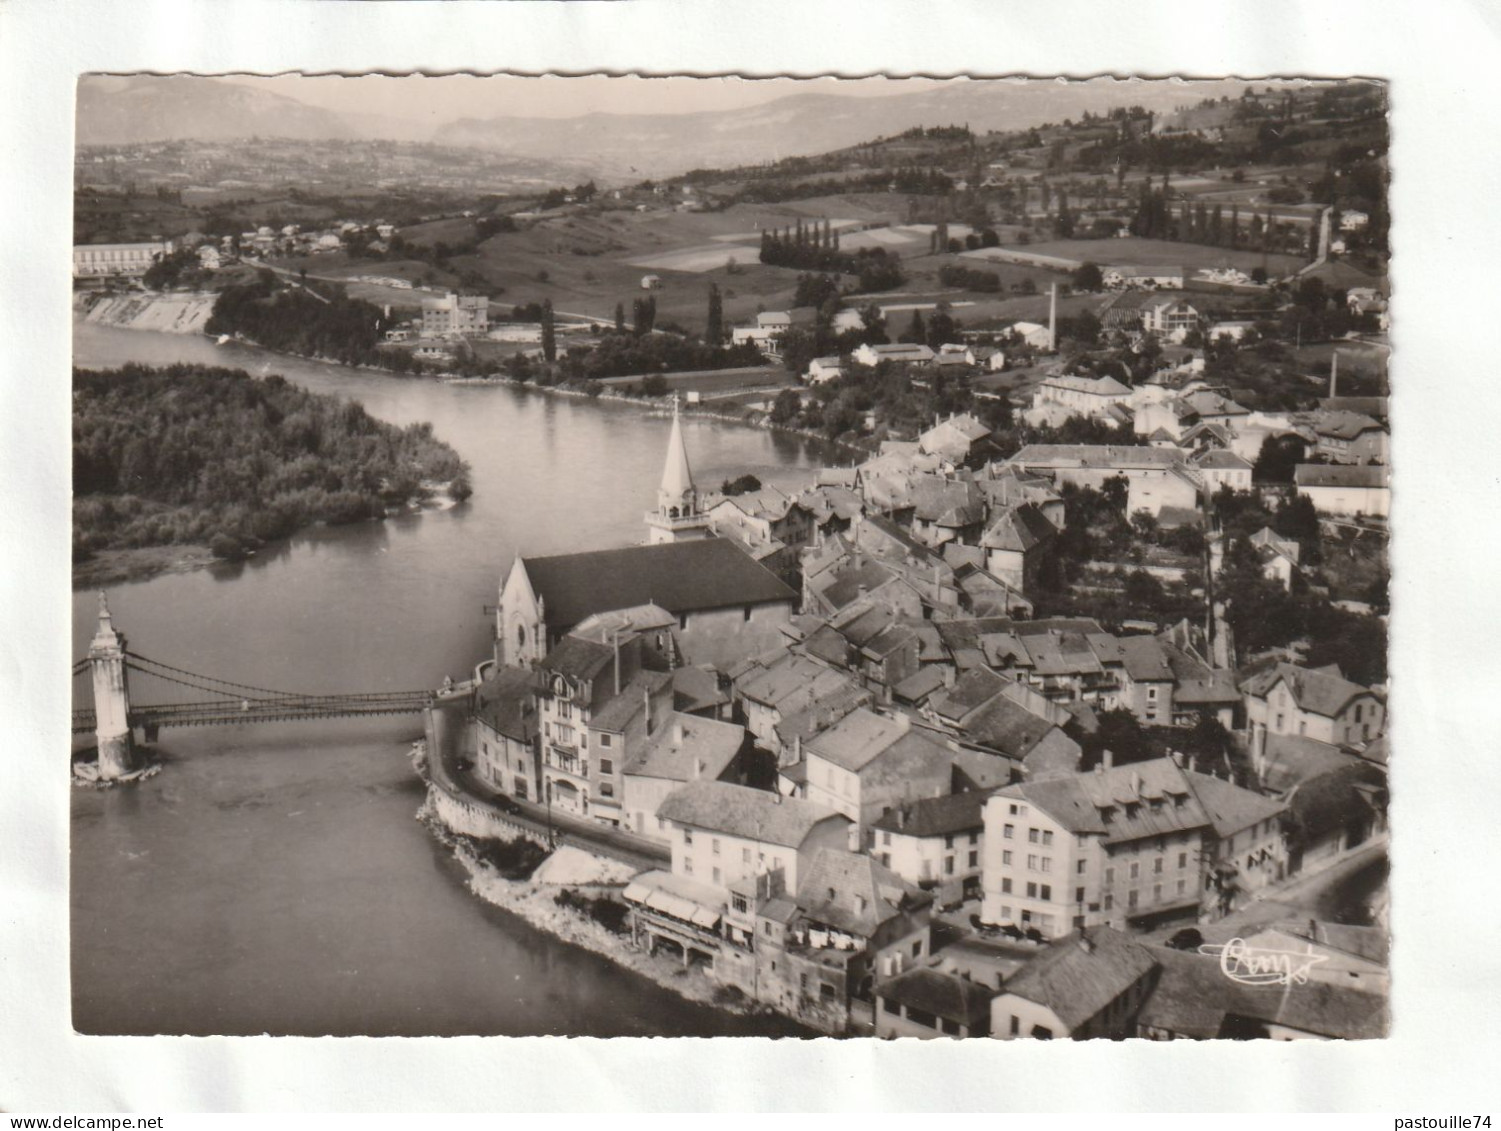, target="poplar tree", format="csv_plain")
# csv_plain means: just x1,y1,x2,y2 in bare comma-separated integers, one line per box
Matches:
541,299,556,362
706,283,724,346
614,302,625,333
